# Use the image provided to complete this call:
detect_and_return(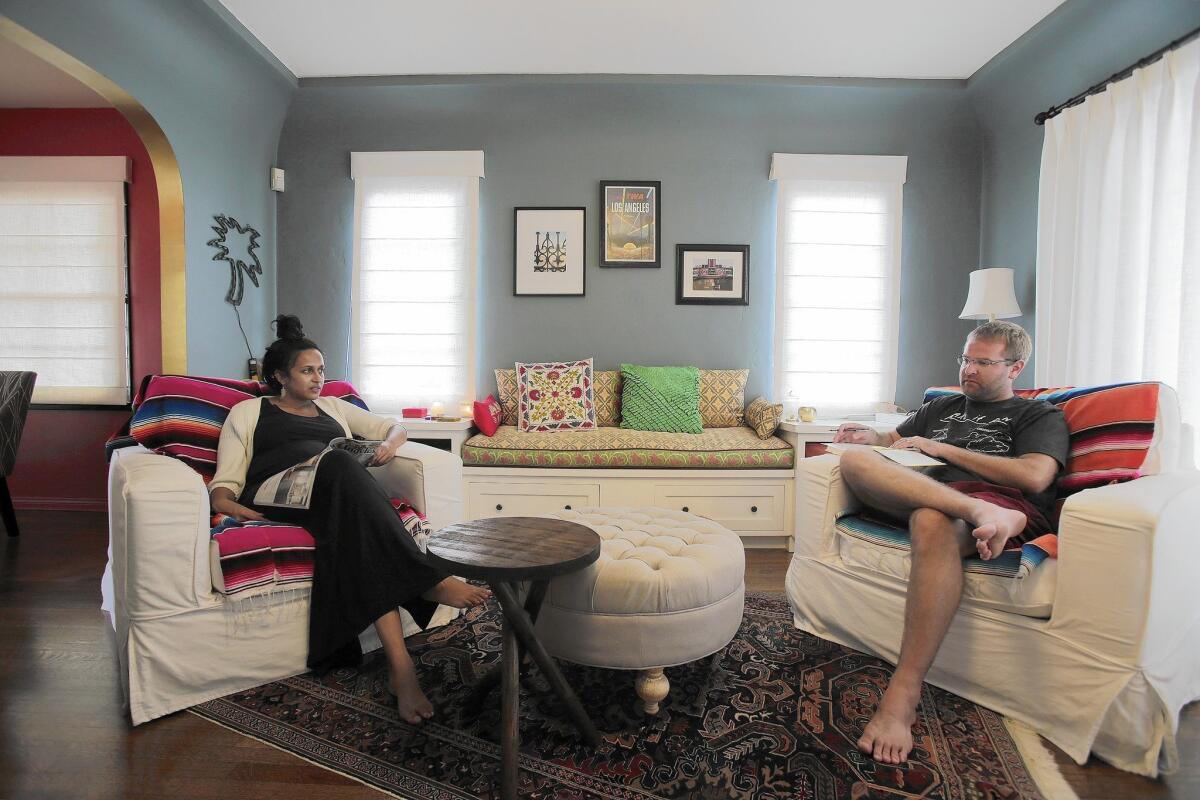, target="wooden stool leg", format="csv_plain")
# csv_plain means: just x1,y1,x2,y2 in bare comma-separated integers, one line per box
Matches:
0,476,18,538
500,612,520,800
466,580,549,710
636,668,670,715
493,582,600,747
